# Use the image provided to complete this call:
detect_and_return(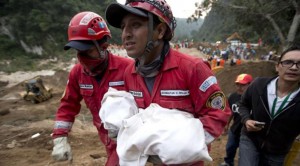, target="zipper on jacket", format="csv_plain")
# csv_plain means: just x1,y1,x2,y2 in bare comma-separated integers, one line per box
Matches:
260,96,272,119
260,96,272,149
